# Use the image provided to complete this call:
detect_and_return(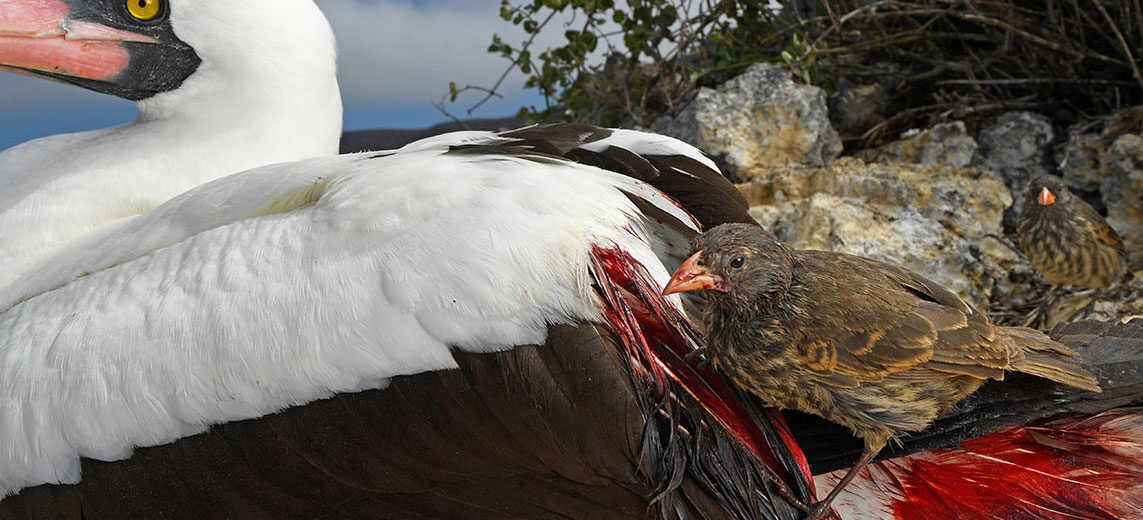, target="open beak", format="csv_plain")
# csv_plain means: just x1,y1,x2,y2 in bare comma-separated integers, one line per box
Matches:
0,0,156,82
663,252,725,296
1037,186,1056,206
